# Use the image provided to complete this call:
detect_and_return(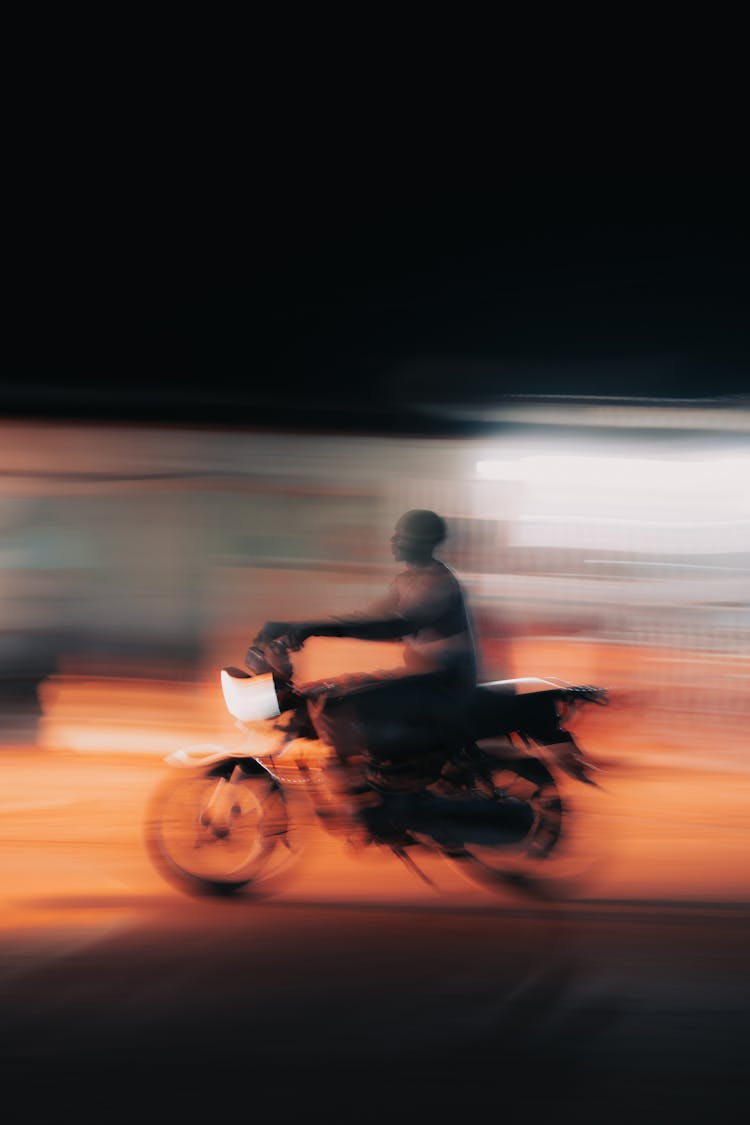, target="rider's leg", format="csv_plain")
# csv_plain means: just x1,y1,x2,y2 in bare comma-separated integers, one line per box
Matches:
305,691,382,847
